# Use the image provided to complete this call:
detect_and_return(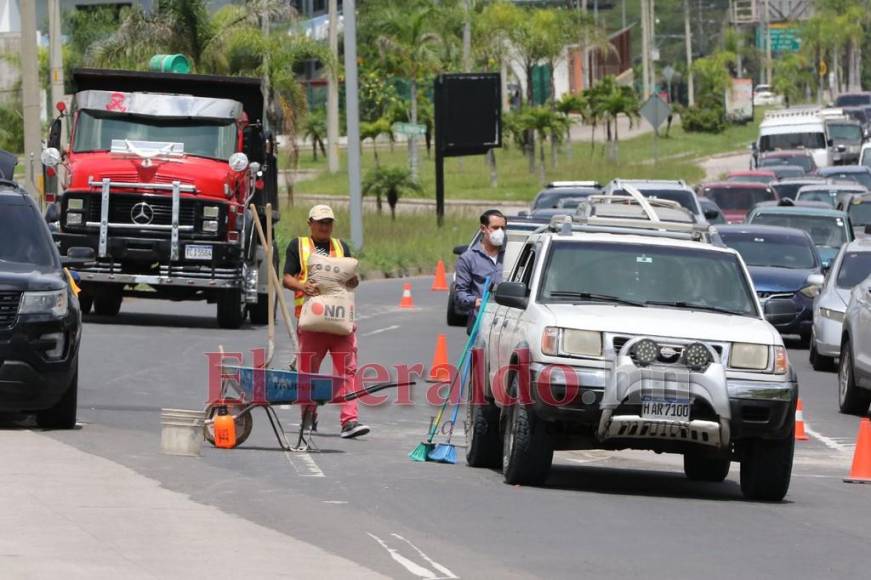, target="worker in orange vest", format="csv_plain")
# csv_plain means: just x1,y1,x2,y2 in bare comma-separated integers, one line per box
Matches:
282,205,369,439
